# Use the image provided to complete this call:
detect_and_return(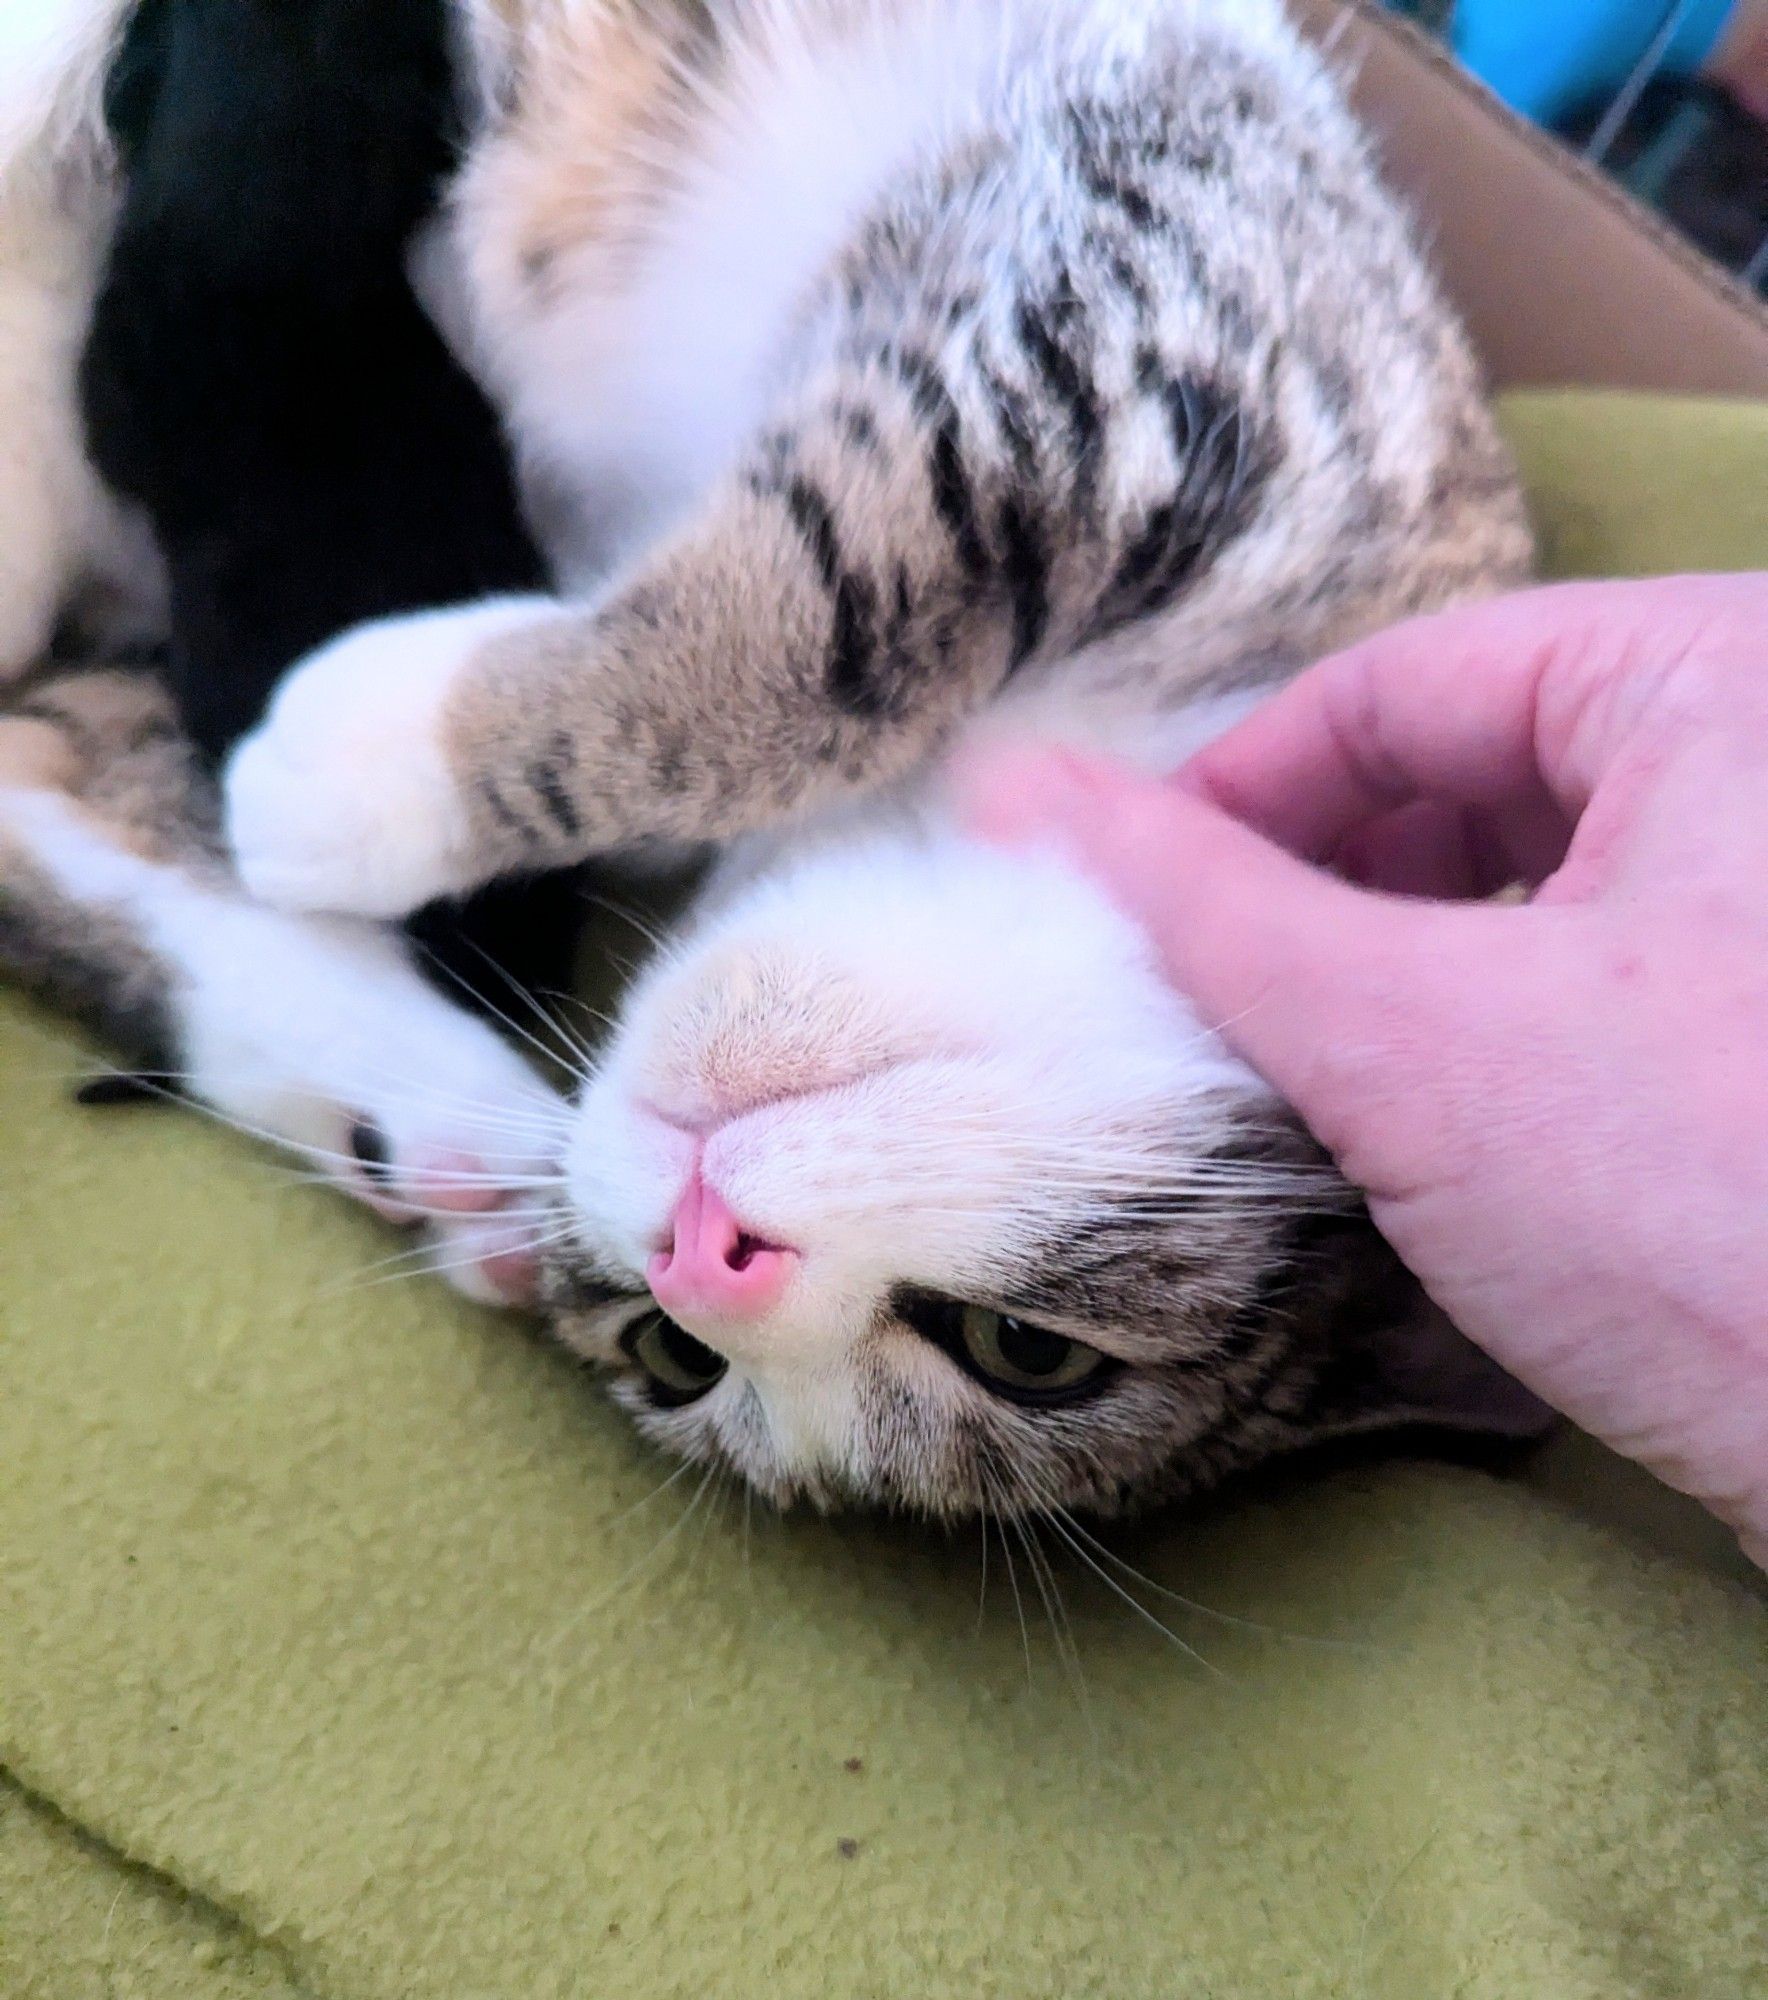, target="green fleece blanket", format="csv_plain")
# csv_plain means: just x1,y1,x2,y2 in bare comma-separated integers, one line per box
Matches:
2,392,1765,2000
